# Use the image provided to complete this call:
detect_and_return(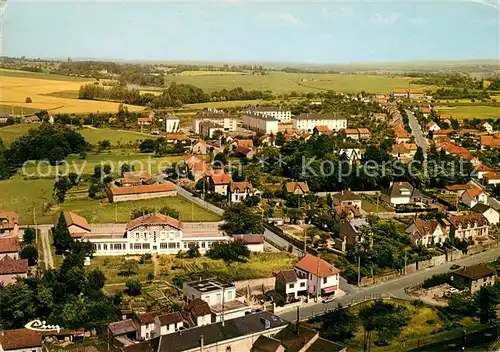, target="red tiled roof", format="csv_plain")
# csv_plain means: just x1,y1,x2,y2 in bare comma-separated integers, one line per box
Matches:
137,311,163,324
411,219,446,239
211,173,232,185
109,183,176,196
0,256,28,275
390,144,411,155
448,213,488,227
230,181,253,192
475,163,493,172
464,188,484,199
394,126,410,138
0,329,41,349
315,125,331,133
63,211,91,232
284,182,309,194
237,139,254,149
137,117,152,123
295,254,340,278
446,184,472,192
184,298,211,318
157,312,184,326
126,212,181,231
234,146,253,156
357,128,370,134
0,211,18,231
481,135,500,148
0,238,21,254
232,234,264,244
484,172,500,181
